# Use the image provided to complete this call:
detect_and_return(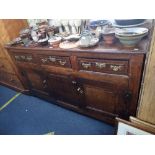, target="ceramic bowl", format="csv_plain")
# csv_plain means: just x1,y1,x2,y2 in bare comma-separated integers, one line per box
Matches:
103,34,116,45
78,37,99,48
115,19,145,26
19,28,30,35
115,33,147,47
89,20,109,29
63,34,81,42
115,27,149,47
38,37,48,46
48,36,62,48
101,28,116,45
115,27,148,37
